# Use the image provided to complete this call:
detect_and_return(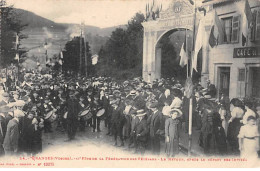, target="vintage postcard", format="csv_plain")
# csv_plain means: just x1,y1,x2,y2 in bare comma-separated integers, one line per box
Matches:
0,0,260,168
